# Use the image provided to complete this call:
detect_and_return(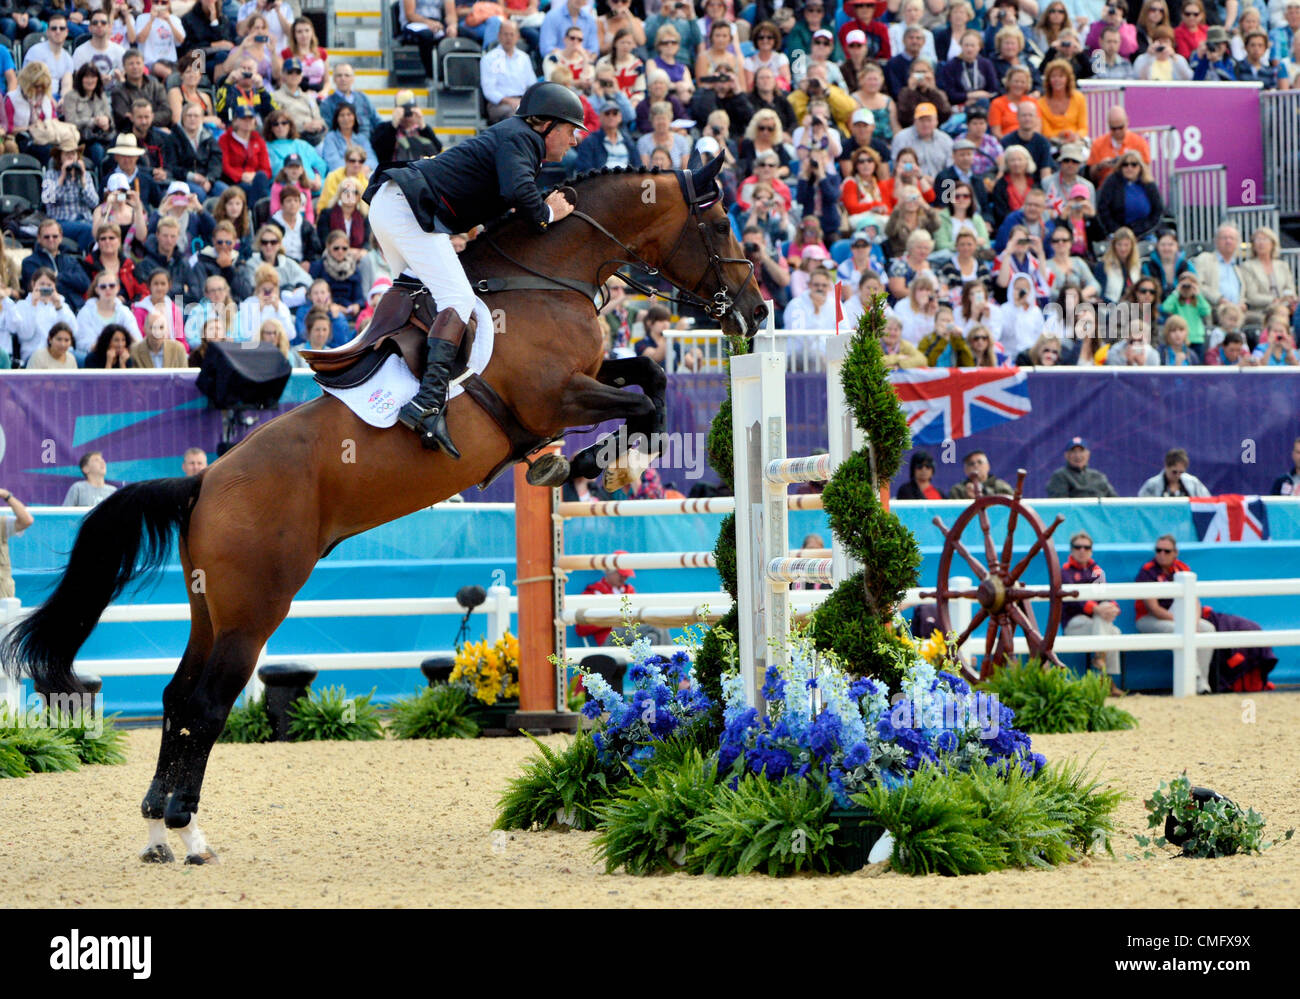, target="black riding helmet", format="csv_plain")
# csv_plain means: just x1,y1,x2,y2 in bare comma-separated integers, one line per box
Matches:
514,81,586,130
